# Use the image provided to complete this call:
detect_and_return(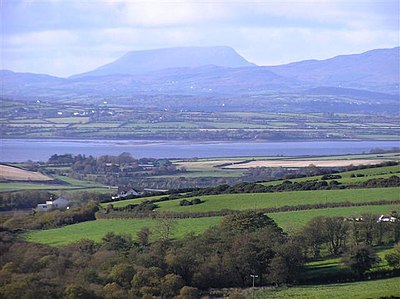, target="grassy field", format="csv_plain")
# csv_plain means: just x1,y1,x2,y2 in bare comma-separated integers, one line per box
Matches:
268,204,400,231
252,277,400,298
25,217,221,246
26,204,399,246
119,187,400,213
262,164,400,186
0,173,113,193
103,195,166,208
